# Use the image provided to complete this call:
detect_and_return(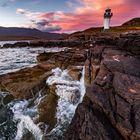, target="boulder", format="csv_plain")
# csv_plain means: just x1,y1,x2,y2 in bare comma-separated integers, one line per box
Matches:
13,42,29,47
0,66,52,99
21,130,36,140
68,67,82,81
37,52,56,63
29,41,45,47
3,43,14,48
35,85,58,132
